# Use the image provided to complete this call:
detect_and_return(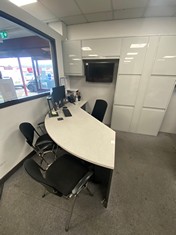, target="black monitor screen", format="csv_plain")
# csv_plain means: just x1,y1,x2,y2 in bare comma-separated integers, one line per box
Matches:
84,60,118,83
52,86,66,106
